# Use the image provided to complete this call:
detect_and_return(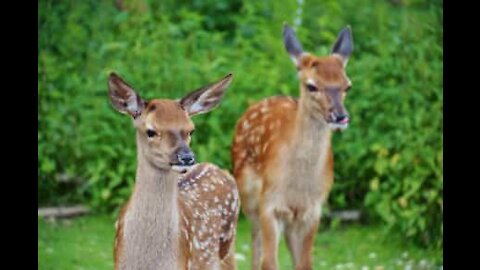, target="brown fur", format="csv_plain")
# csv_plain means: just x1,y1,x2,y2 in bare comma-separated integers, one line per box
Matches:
177,163,240,268
114,163,239,270
114,199,130,270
